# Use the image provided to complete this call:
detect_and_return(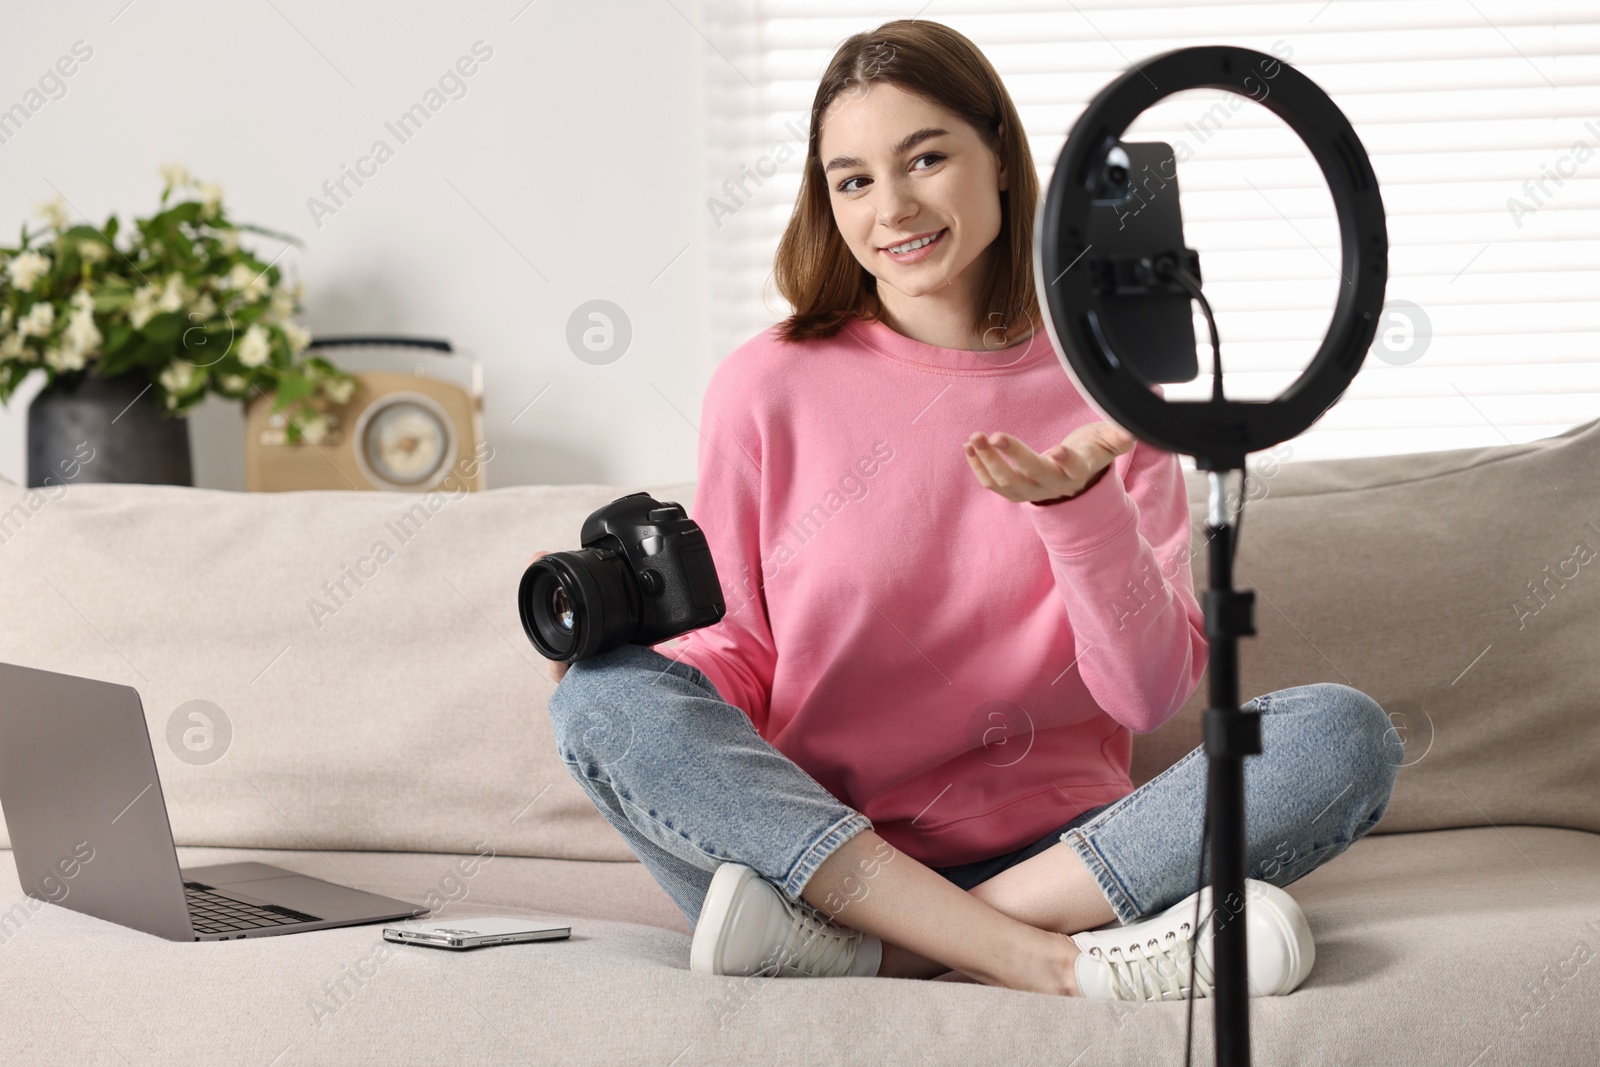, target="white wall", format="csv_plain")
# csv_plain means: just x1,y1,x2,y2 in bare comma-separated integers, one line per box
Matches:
0,0,715,490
